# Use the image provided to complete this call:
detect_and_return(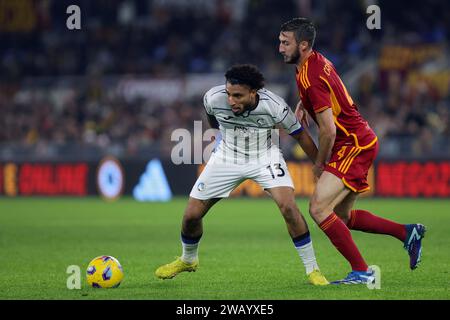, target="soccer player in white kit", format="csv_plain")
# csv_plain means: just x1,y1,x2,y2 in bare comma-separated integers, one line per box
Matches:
155,64,328,285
